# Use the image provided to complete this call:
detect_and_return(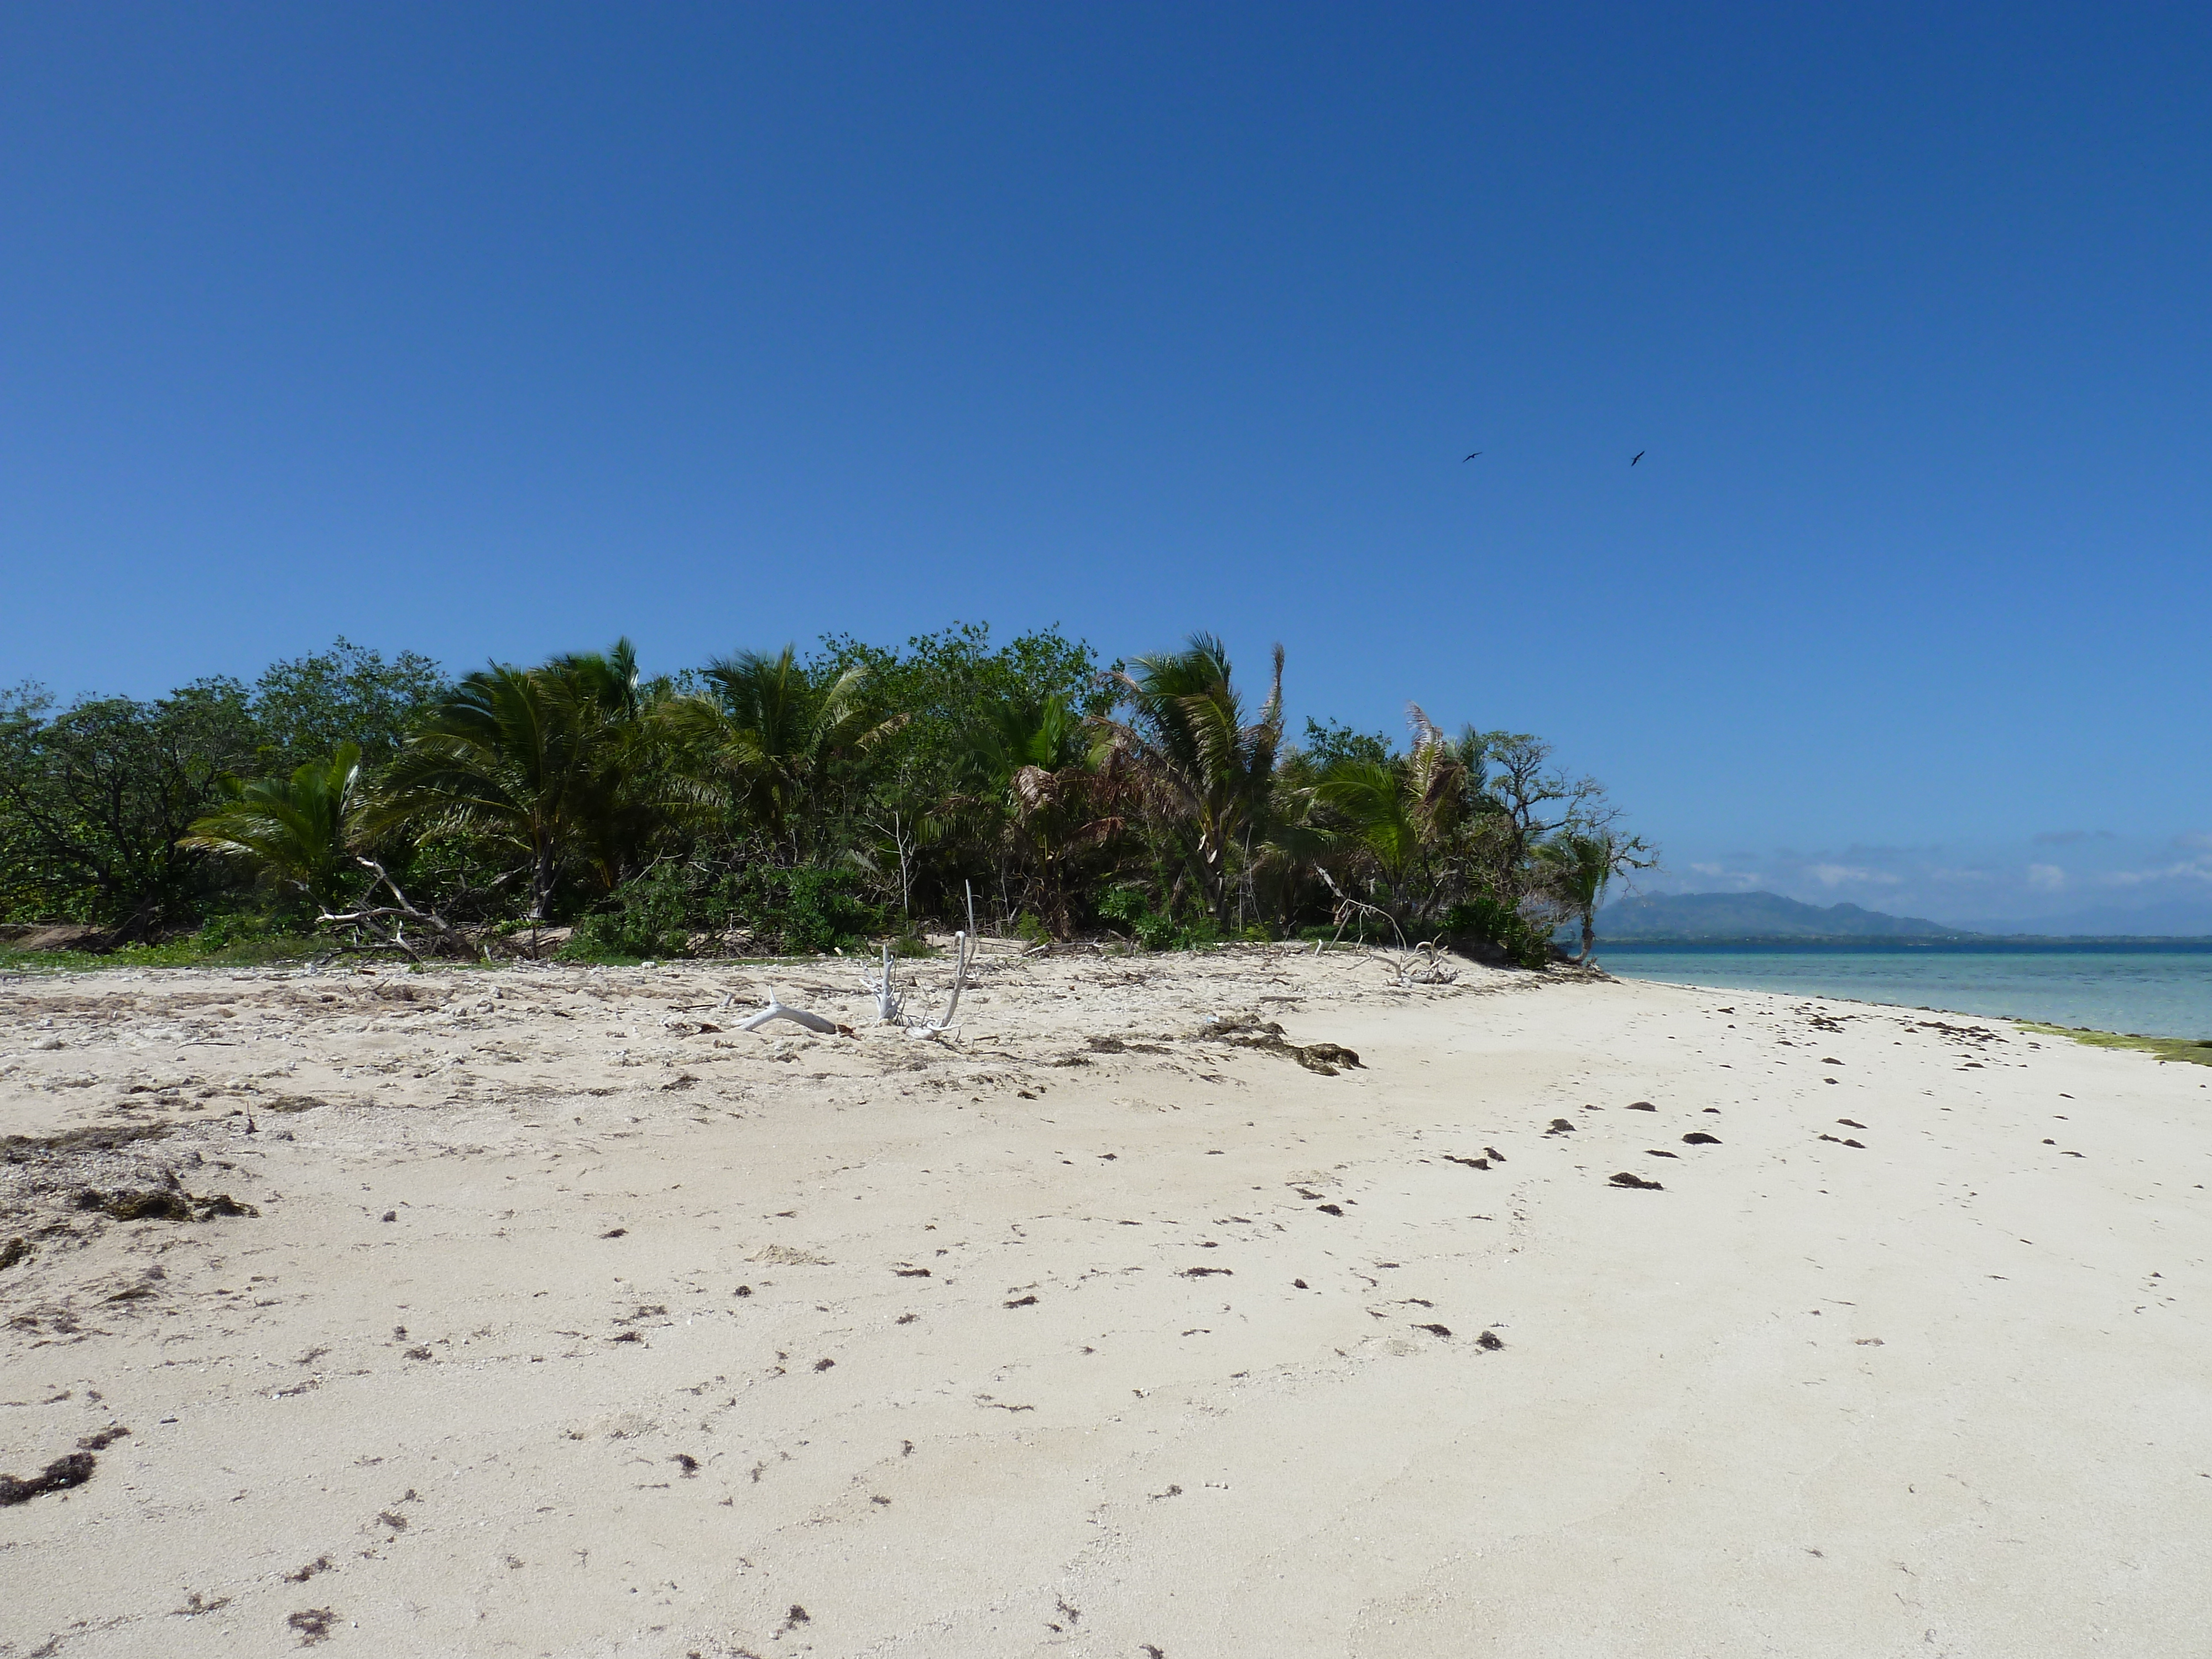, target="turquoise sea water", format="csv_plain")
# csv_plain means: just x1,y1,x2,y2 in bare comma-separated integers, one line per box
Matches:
1598,947,2212,1039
